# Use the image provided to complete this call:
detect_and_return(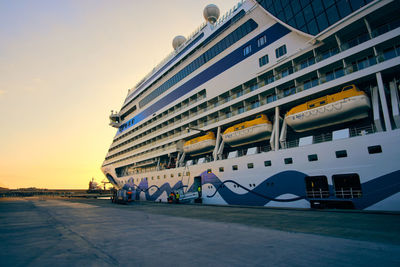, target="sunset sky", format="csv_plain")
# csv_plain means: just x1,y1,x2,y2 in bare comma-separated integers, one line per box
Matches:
0,0,239,189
